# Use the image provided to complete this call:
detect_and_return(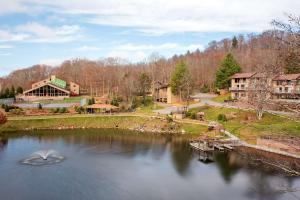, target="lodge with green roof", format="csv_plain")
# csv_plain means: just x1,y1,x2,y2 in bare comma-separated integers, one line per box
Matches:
22,75,80,101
